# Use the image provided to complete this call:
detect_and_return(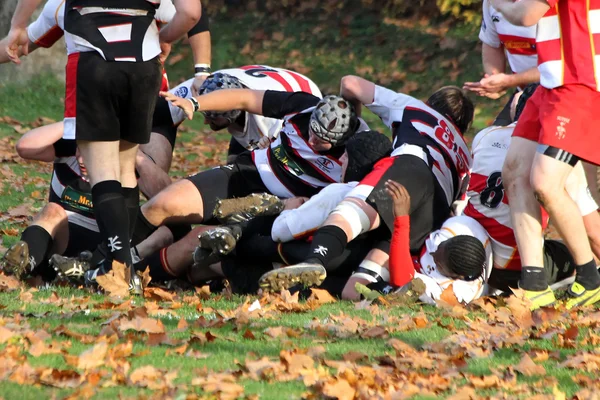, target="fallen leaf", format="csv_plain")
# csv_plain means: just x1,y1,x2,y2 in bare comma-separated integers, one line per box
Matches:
308,288,336,304
342,351,368,363
439,285,460,306
77,342,108,370
176,318,188,331
0,273,20,291
144,287,175,302
514,353,546,376
265,326,285,338
39,369,82,389
118,316,165,334
29,341,63,357
243,329,256,340
321,378,355,400
0,326,16,343
96,262,129,298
